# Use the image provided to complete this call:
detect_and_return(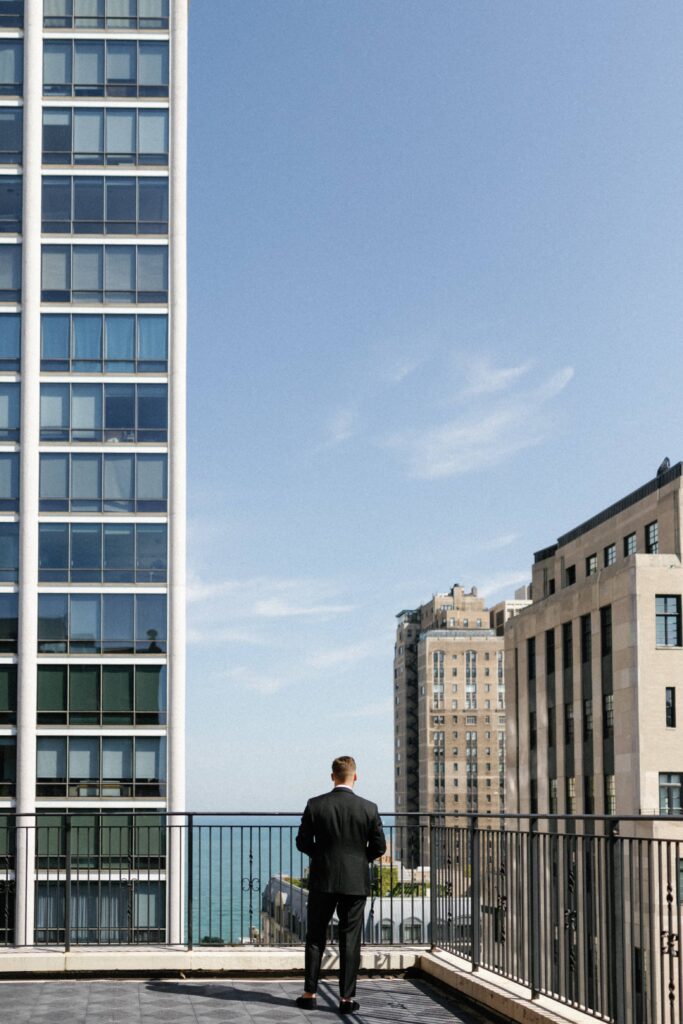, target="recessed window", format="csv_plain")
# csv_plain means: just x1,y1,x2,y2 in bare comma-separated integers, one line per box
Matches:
564,565,576,587
36,734,166,798
41,244,168,304
39,452,167,513
0,244,21,301
0,109,22,165
603,543,616,567
666,687,676,728
0,1,22,28
585,554,597,577
604,774,616,815
656,595,681,647
0,41,23,97
40,382,167,443
37,592,167,655
43,176,168,235
623,532,637,557
43,40,169,98
645,521,659,554
659,773,682,816
41,313,167,374
38,664,166,726
44,0,169,30
603,693,614,738
39,522,167,583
